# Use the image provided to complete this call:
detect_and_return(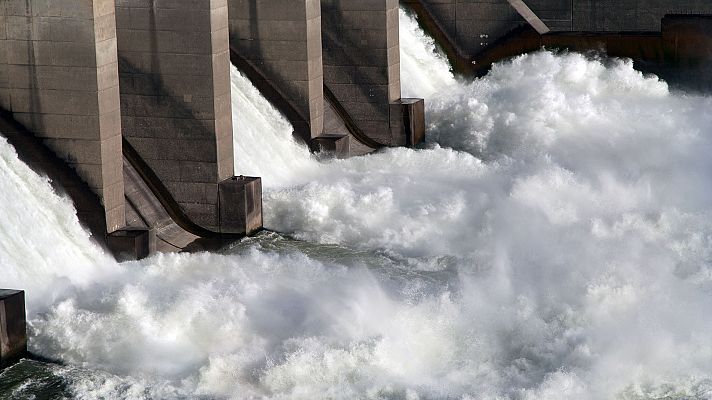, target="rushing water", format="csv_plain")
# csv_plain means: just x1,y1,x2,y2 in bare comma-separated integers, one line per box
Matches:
3,8,712,400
